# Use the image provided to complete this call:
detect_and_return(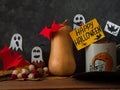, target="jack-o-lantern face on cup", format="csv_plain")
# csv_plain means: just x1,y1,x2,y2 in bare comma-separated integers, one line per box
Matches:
92,52,113,71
